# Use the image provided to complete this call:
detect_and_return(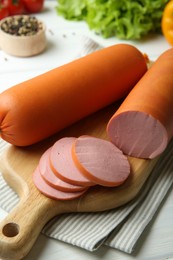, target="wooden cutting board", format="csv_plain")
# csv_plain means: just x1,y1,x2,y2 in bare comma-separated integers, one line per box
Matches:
0,102,159,260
